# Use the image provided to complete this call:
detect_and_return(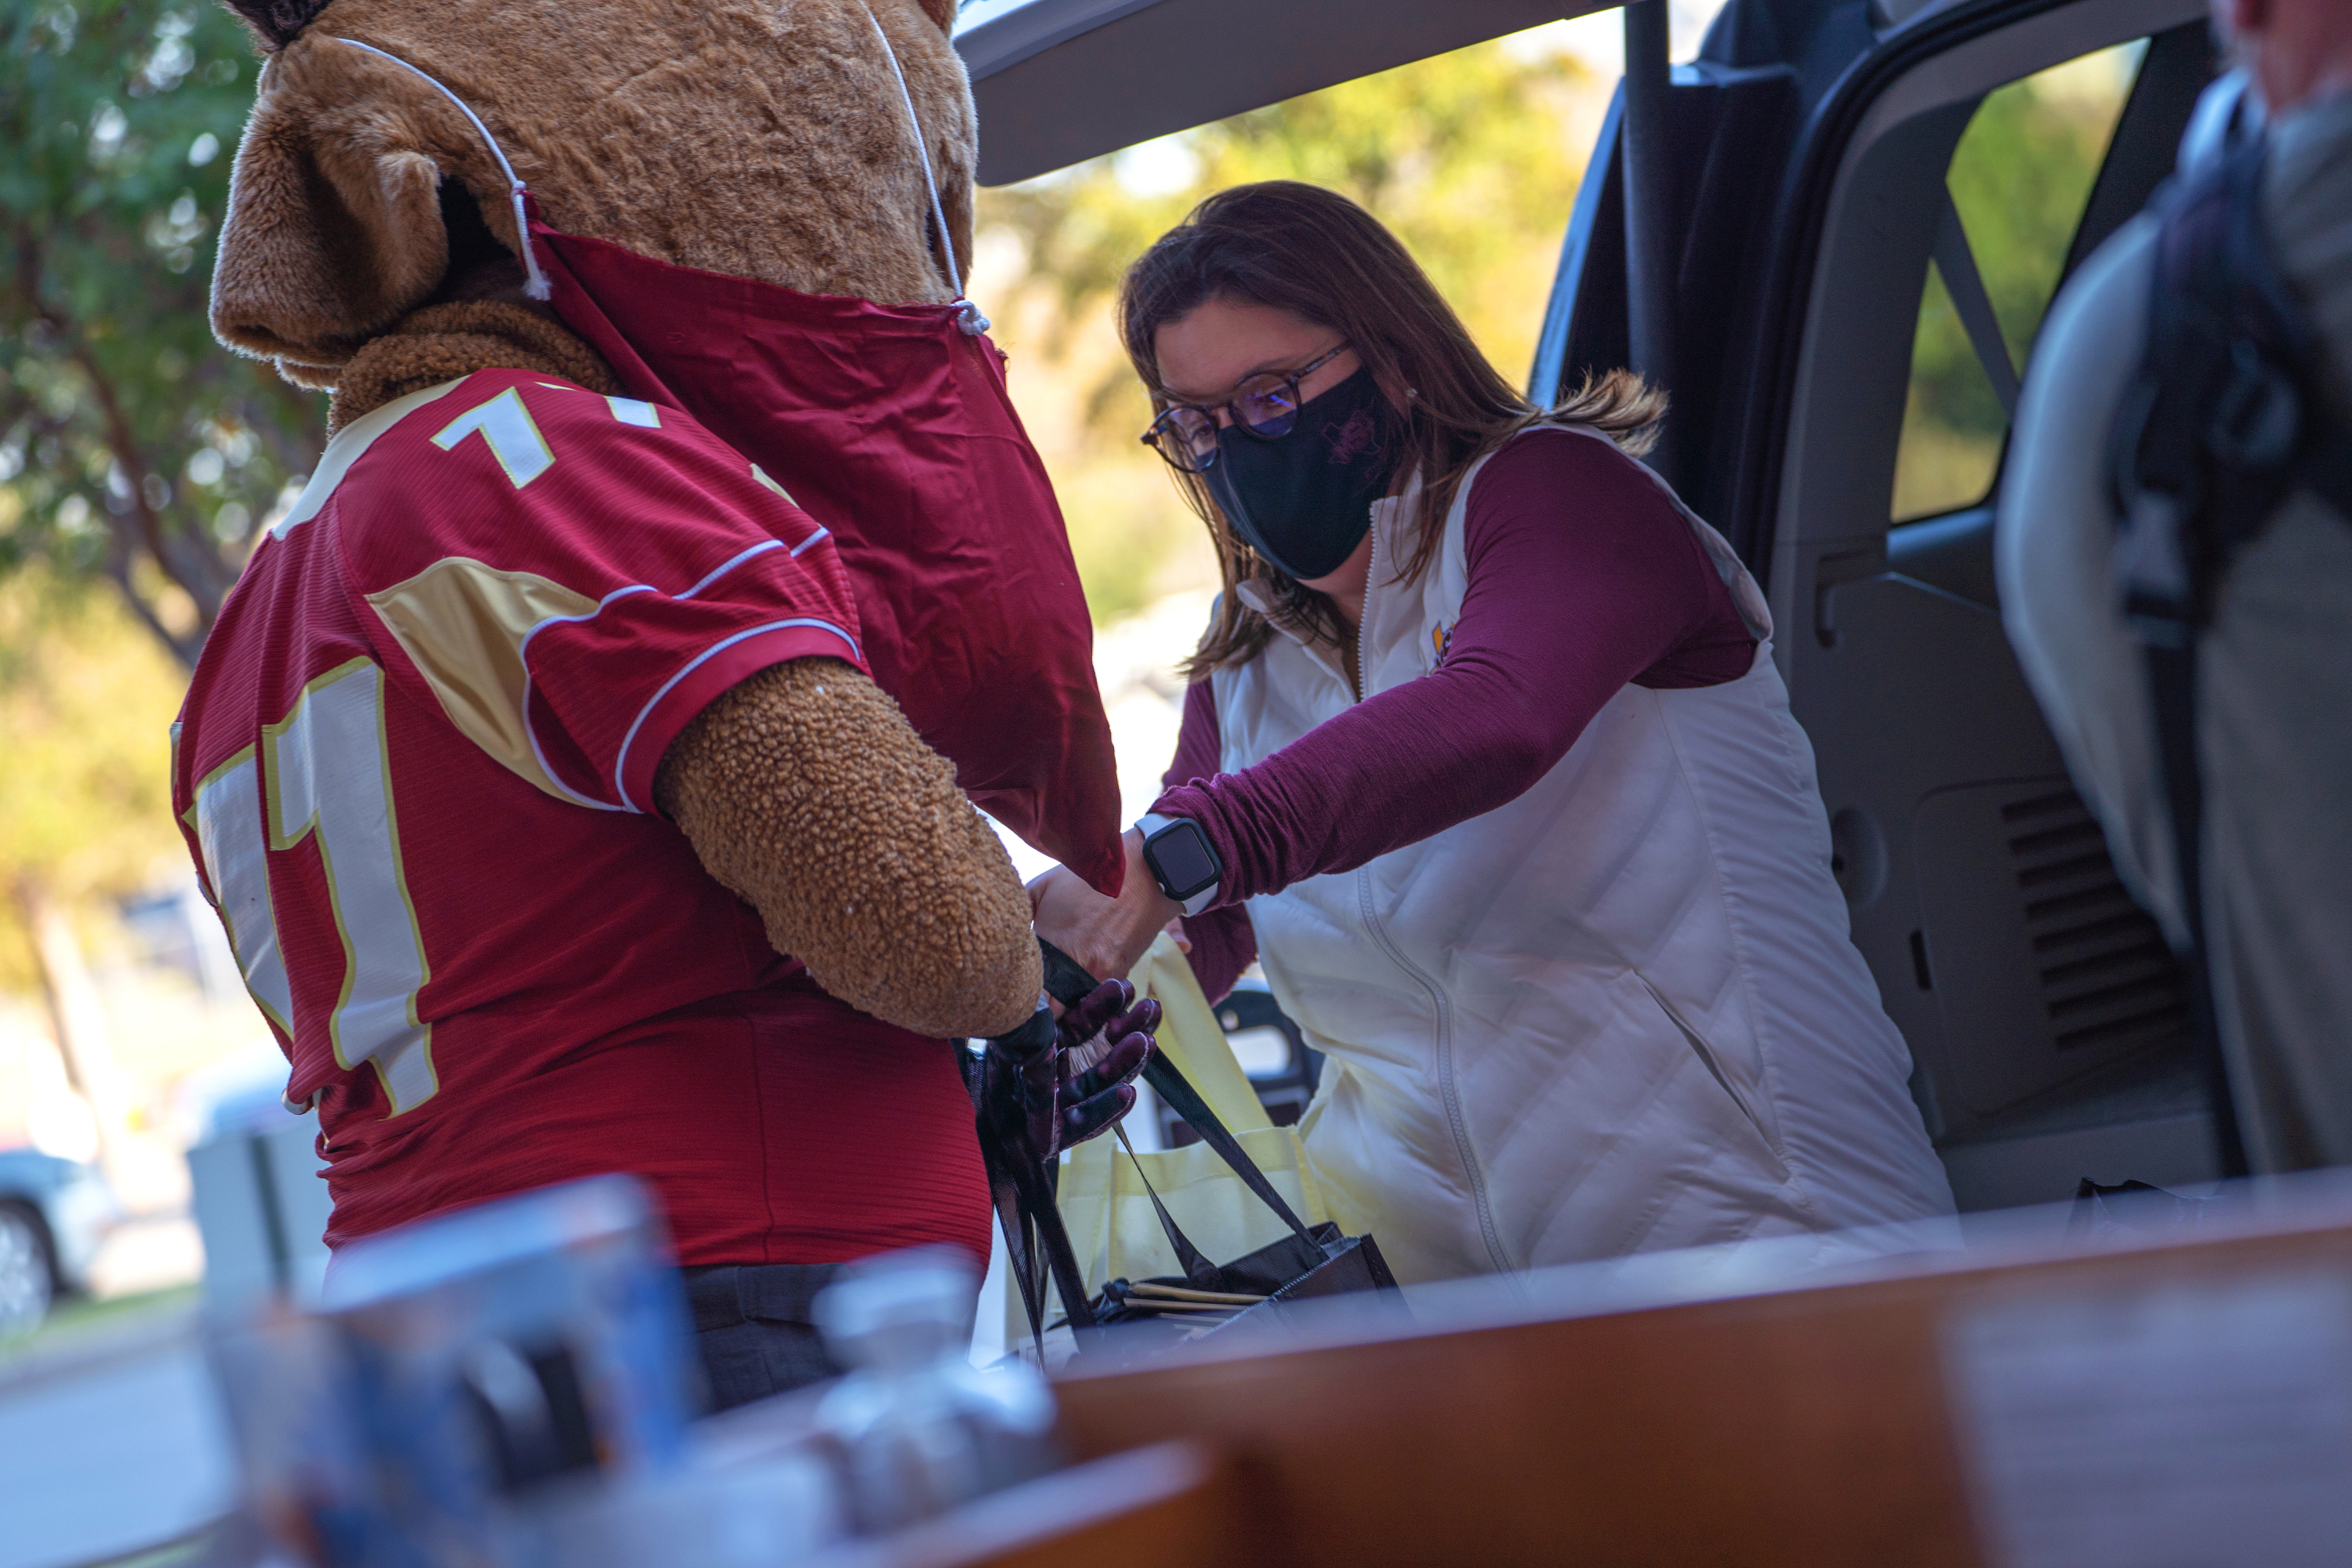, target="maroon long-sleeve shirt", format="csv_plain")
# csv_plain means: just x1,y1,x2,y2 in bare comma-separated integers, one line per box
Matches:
1153,429,1759,1003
